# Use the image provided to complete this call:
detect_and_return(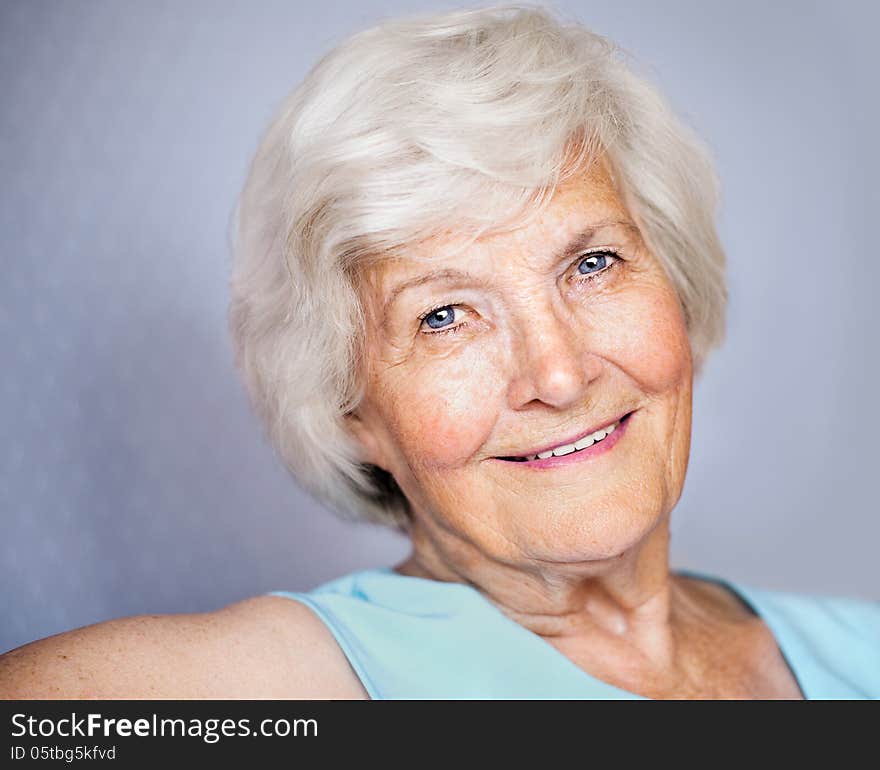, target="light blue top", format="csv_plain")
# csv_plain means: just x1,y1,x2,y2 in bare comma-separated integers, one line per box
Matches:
268,567,880,699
